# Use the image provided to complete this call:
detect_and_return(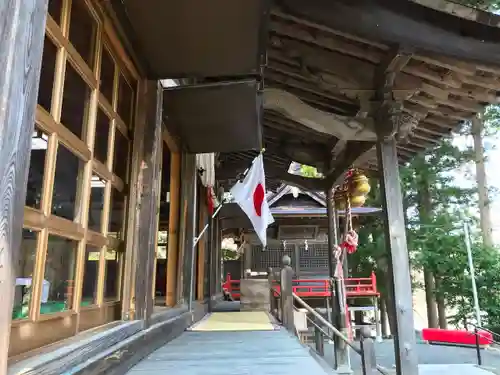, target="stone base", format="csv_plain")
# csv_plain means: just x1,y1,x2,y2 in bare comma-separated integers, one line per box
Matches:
240,279,270,311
